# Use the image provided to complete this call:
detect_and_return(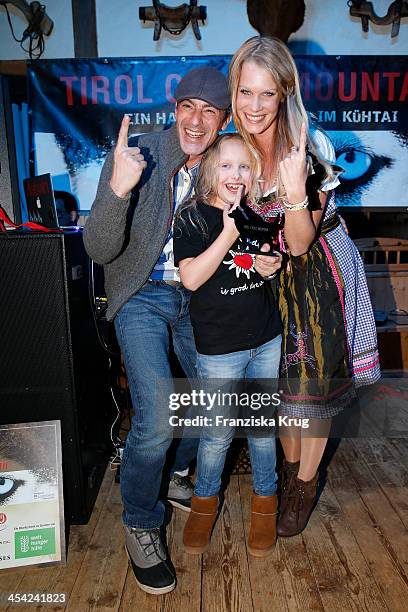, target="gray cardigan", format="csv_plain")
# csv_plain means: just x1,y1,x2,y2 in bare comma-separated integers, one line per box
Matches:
83,125,188,320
